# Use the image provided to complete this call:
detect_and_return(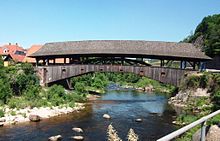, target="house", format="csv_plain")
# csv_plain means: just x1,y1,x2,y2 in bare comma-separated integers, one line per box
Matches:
23,45,66,65
0,43,26,66
23,45,42,65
